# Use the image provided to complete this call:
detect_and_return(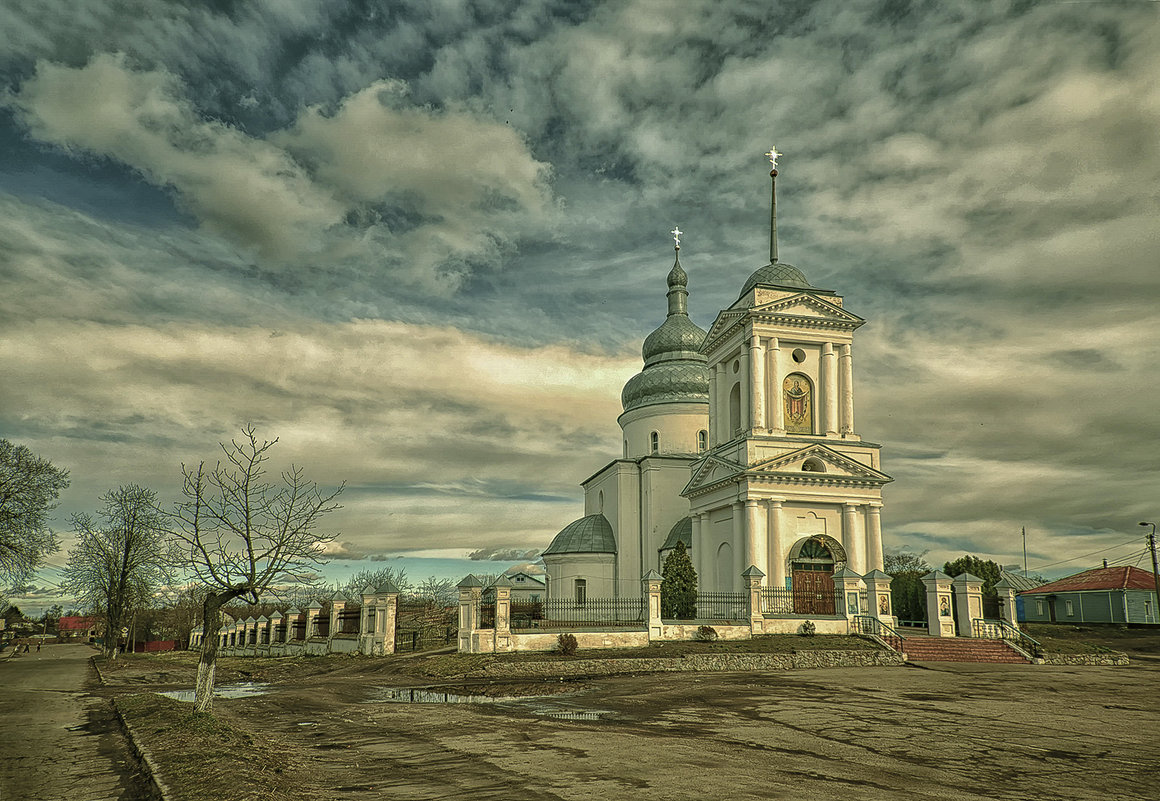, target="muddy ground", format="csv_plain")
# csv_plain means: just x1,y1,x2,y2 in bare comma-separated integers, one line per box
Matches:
96,632,1160,801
